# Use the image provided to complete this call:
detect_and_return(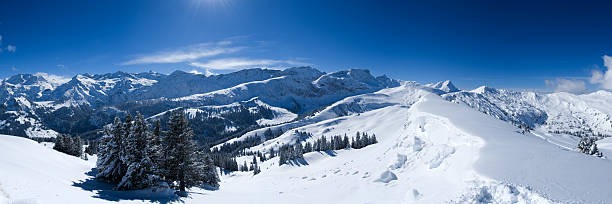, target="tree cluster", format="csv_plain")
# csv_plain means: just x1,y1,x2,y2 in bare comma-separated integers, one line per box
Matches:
577,136,603,157
212,128,286,155
278,131,378,166
53,134,84,159
210,153,239,172
84,140,99,155
96,111,219,193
